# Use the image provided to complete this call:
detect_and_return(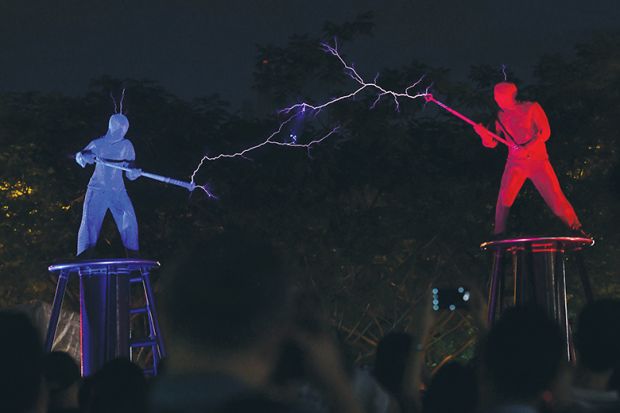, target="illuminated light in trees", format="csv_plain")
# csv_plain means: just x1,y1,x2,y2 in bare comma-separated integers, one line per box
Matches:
0,180,34,199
